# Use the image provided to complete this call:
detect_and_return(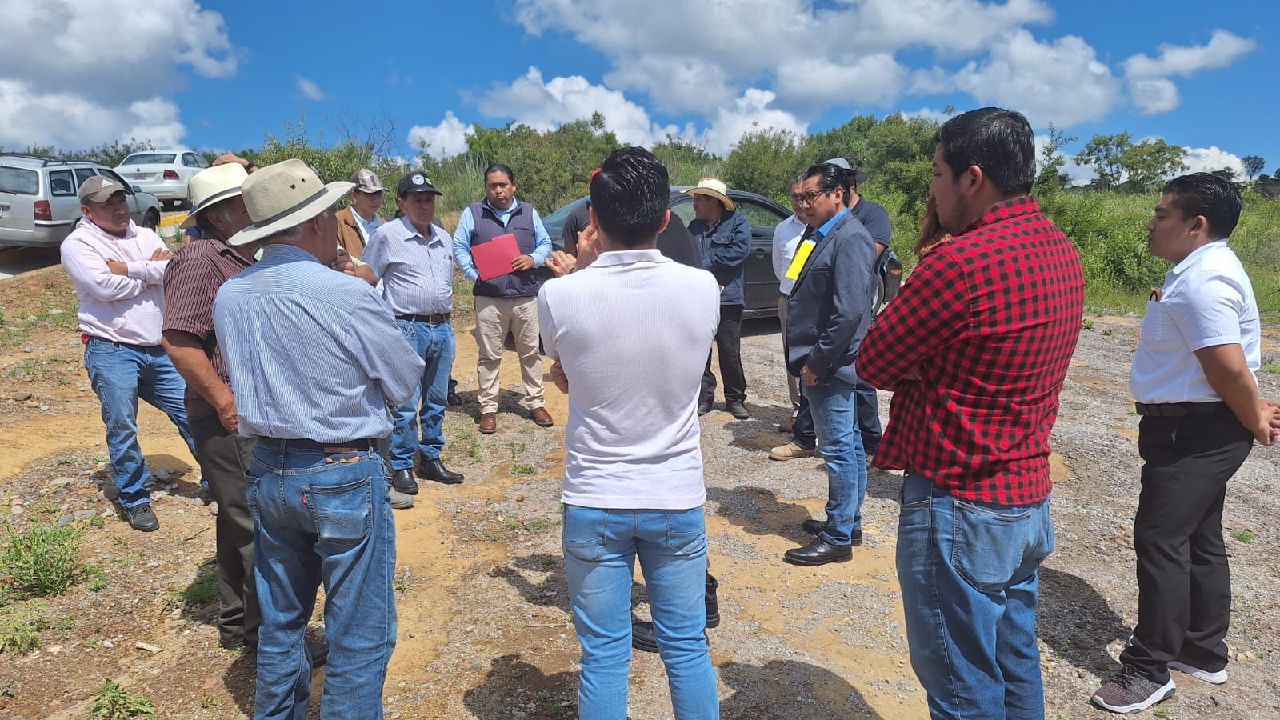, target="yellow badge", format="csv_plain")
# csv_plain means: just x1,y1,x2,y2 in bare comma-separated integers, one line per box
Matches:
785,239,816,281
